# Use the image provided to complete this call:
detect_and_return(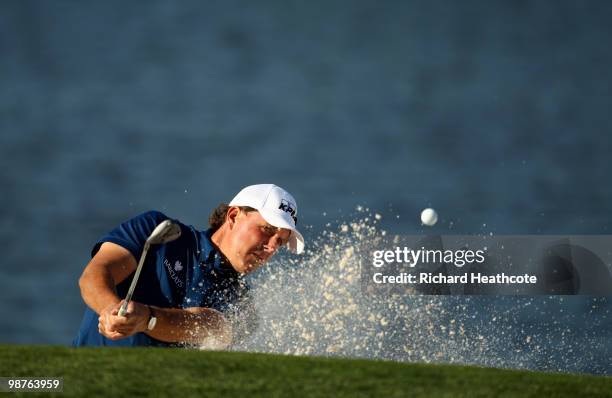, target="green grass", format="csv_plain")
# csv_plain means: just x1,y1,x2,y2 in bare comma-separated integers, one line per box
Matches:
0,345,611,397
